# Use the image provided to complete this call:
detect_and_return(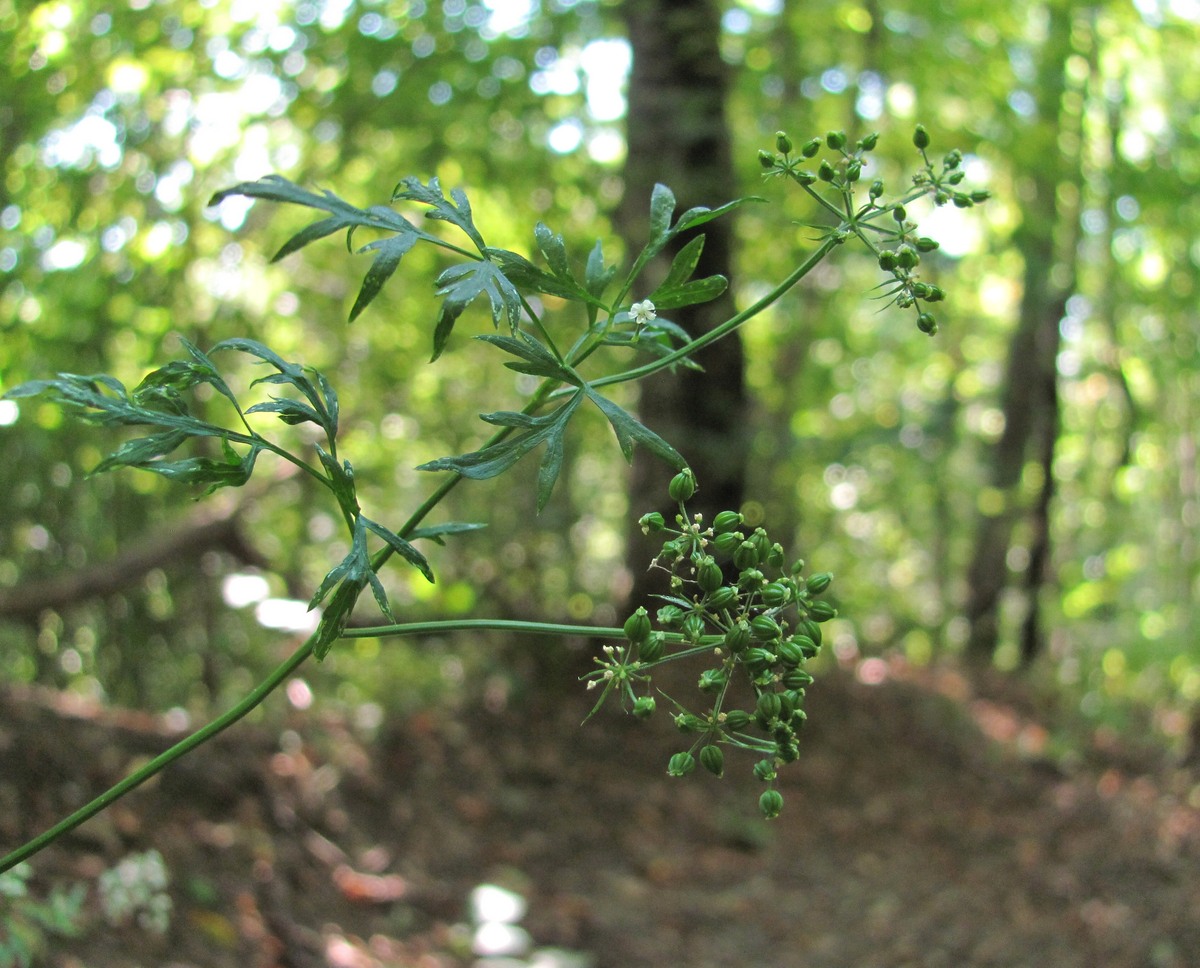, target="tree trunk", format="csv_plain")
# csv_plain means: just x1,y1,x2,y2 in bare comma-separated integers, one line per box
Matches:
618,0,747,605
963,0,1083,664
